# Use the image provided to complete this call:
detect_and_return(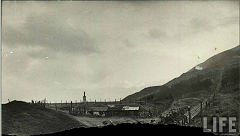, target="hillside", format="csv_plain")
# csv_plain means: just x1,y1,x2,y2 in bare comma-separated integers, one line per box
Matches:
123,45,240,108
2,101,85,135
